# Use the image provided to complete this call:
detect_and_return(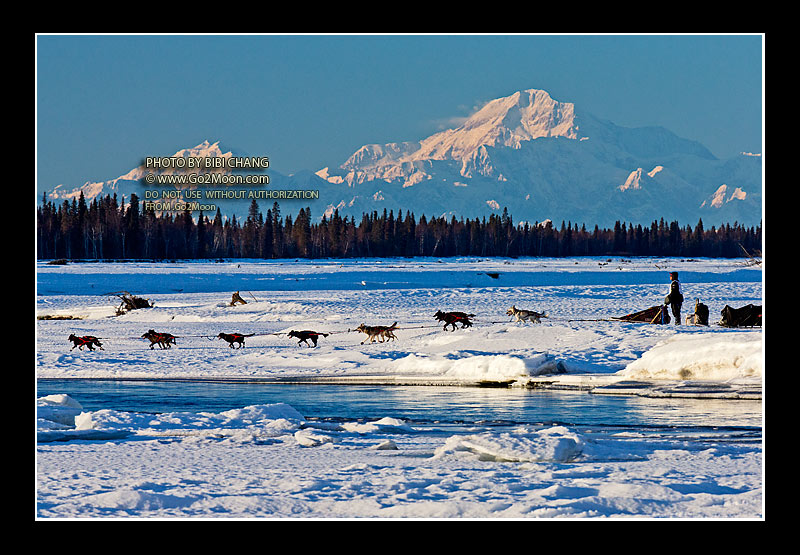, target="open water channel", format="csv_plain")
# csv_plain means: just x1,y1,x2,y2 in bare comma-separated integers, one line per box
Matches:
37,379,762,445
